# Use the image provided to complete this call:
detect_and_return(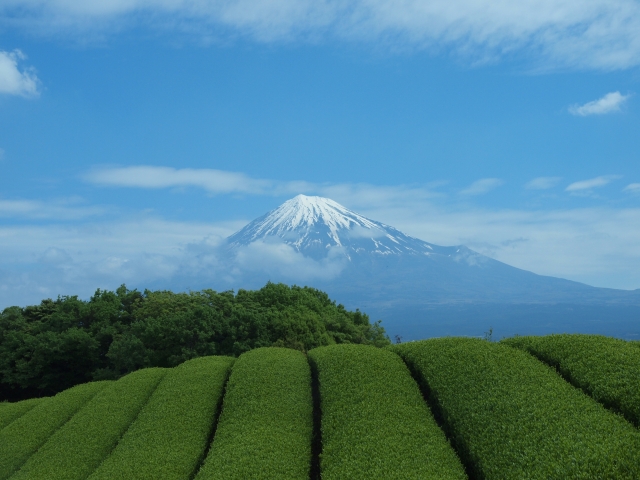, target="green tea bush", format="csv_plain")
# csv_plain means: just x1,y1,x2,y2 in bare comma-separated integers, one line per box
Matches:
393,338,640,479
196,348,313,479
502,334,640,427
12,368,166,480
309,344,467,480
0,398,42,430
89,356,234,480
0,381,110,479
